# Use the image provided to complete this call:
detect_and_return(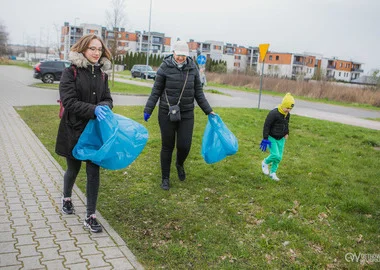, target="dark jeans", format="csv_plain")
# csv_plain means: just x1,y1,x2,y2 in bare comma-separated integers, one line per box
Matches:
63,157,100,217
158,111,194,180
